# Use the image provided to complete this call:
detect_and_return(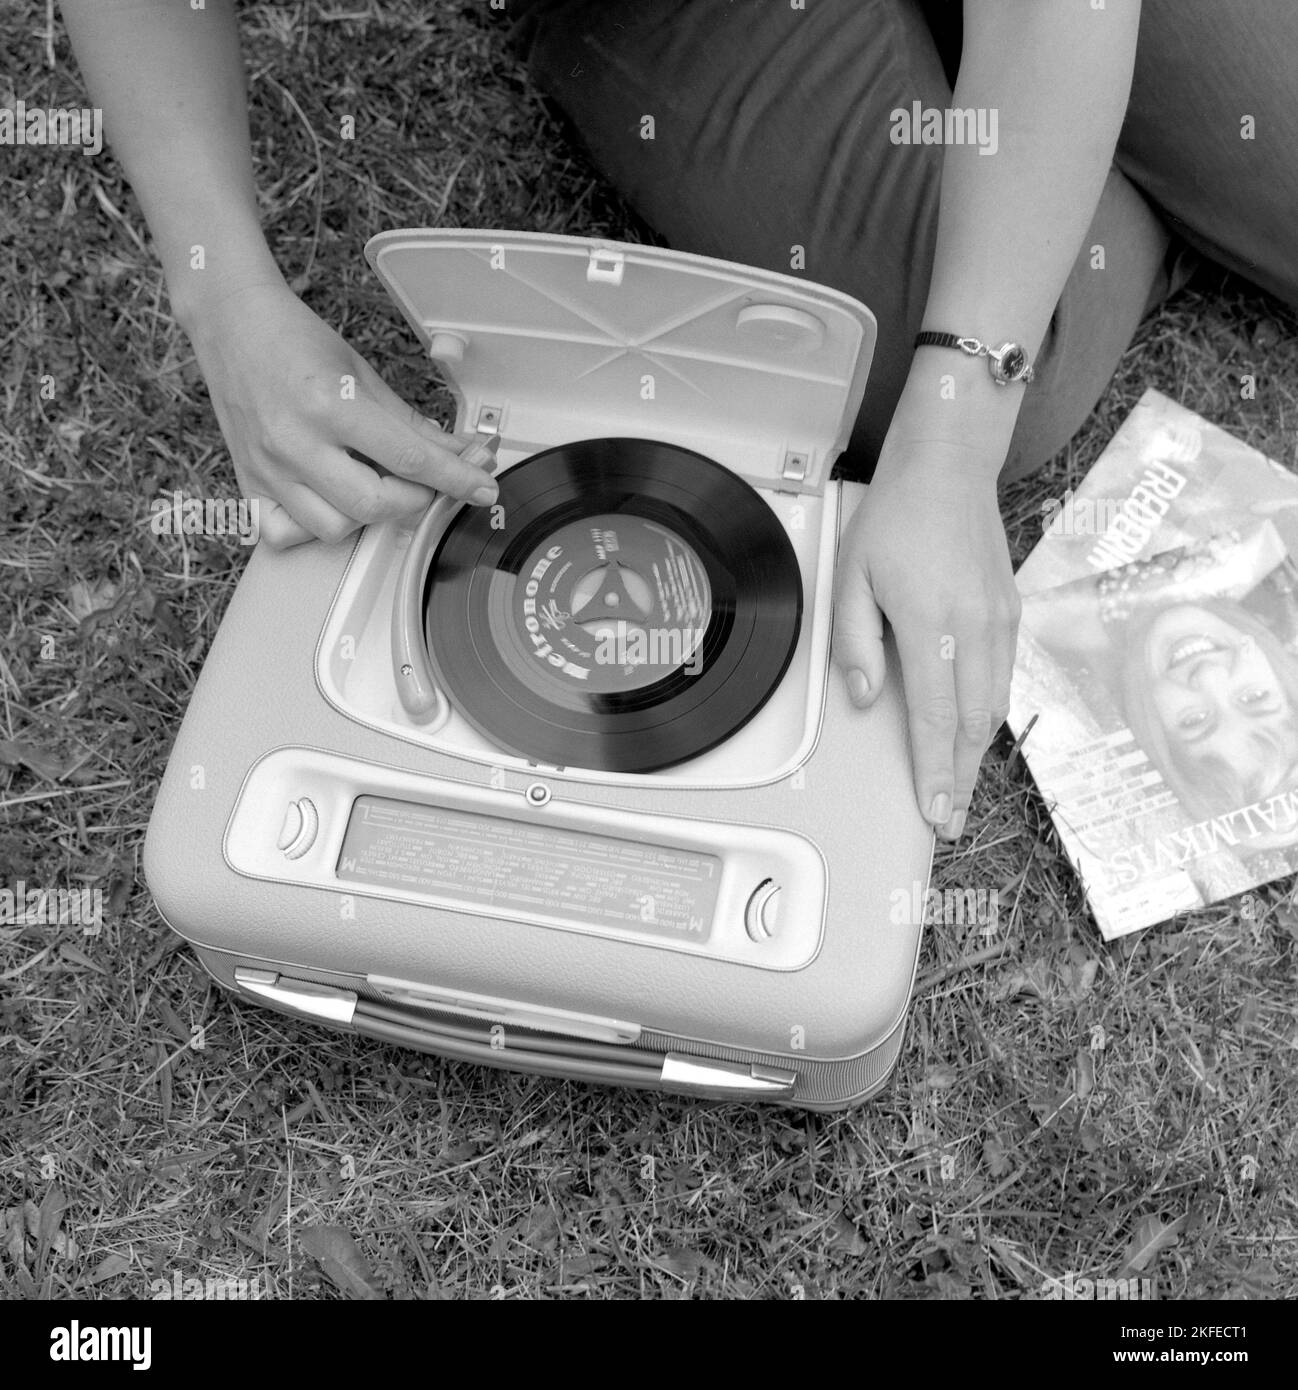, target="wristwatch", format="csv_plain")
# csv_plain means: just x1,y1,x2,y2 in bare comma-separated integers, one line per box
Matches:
914,331,1036,386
